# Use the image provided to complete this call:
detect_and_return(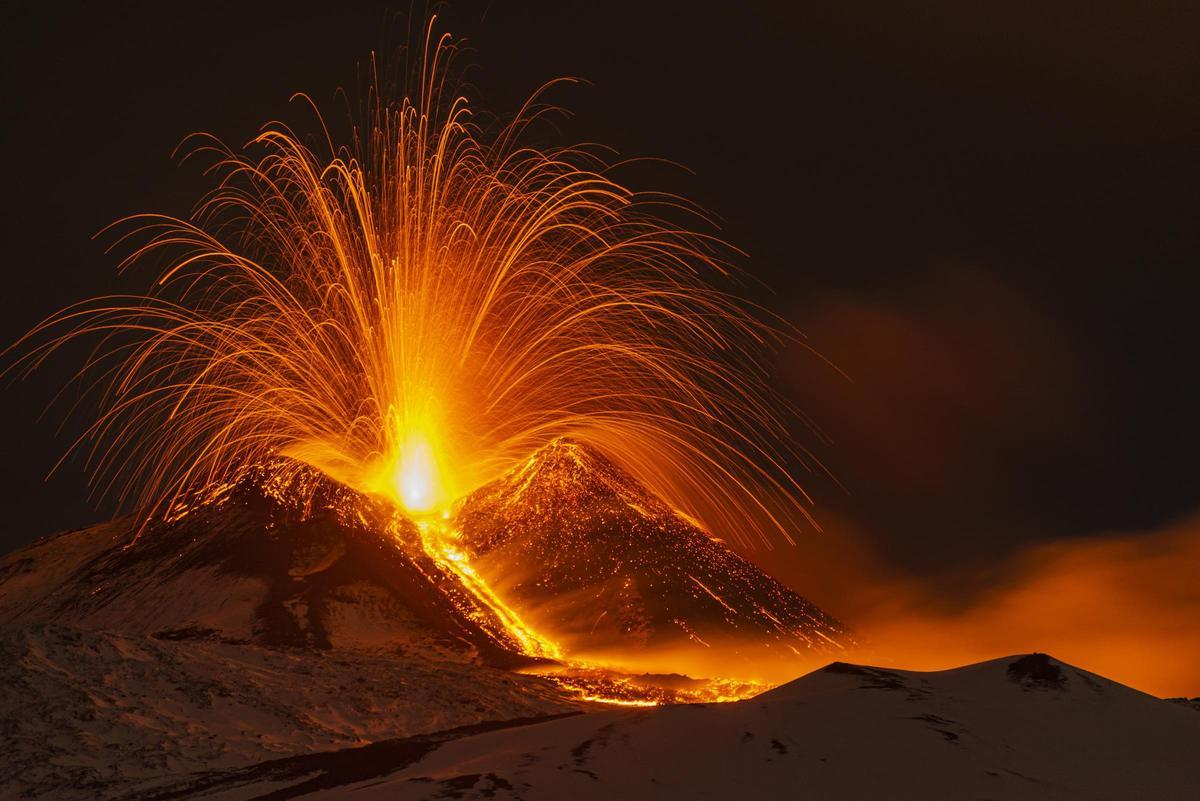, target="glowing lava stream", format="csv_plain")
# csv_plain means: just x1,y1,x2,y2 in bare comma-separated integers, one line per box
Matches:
406,514,764,707
413,522,658,705
414,518,563,661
